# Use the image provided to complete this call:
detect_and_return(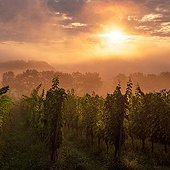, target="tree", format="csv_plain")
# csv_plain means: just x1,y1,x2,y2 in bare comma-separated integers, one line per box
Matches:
0,86,13,133
63,90,79,131
80,94,102,145
159,90,170,153
21,84,45,135
129,85,149,150
81,73,103,94
72,72,102,95
105,84,126,159
15,69,41,95
21,77,66,163
44,78,66,163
